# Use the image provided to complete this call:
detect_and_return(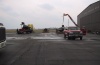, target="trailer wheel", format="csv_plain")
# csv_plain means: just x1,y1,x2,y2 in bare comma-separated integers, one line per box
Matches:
16,29,20,34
